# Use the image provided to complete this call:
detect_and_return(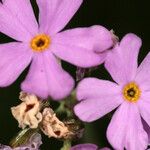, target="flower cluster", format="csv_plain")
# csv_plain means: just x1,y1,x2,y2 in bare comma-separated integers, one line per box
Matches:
11,92,73,139
0,0,150,150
